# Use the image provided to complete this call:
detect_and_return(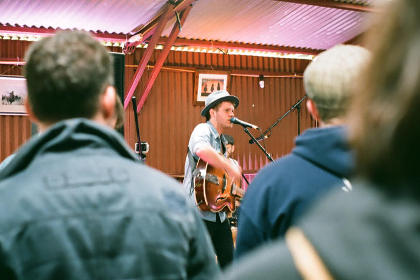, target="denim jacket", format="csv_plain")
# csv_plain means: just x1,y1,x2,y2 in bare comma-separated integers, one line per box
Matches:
0,119,219,280
183,121,228,222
